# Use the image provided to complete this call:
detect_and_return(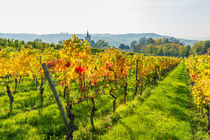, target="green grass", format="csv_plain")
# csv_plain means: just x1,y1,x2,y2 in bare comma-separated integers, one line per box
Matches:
0,66,140,139
0,60,208,139
100,60,208,140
